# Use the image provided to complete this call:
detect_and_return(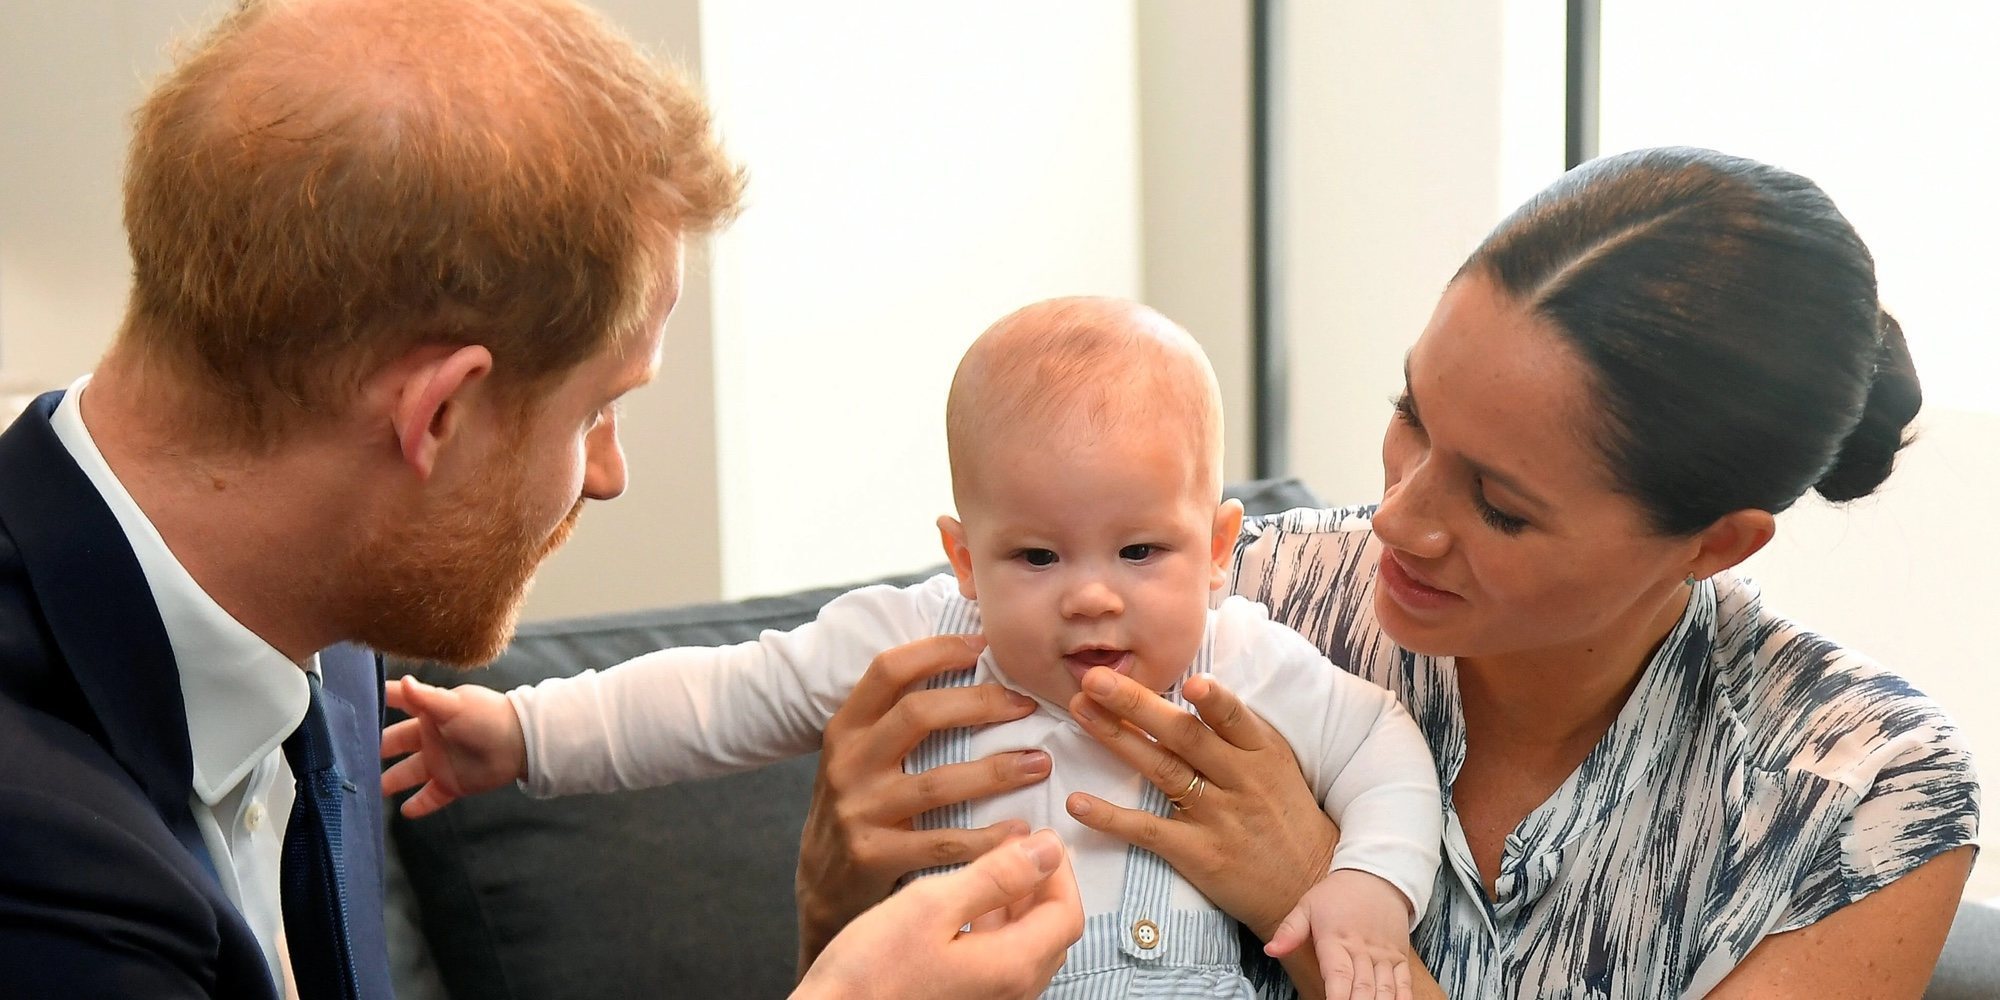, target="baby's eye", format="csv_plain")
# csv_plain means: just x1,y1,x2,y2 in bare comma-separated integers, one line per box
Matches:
1019,549,1058,567
1119,544,1156,562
